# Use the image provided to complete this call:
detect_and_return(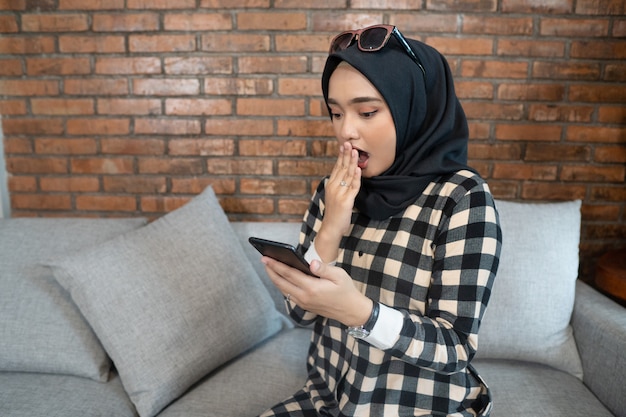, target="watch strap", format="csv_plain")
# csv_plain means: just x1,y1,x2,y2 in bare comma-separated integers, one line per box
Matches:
362,299,380,332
